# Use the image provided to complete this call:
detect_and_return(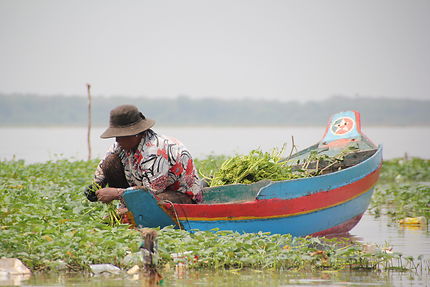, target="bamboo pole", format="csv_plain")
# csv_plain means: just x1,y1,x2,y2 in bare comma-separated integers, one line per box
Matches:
86,83,92,161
